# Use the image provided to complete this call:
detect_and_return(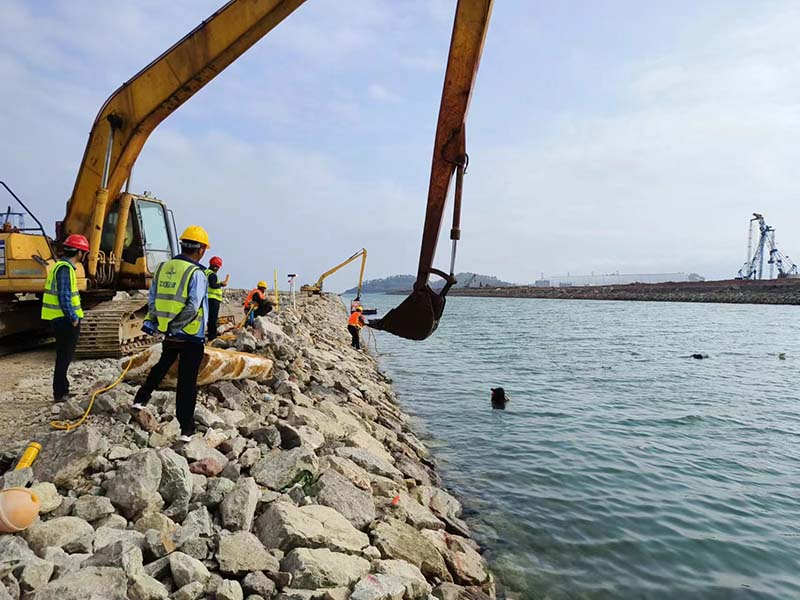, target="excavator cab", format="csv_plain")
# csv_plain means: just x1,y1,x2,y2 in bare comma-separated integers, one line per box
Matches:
99,193,177,289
